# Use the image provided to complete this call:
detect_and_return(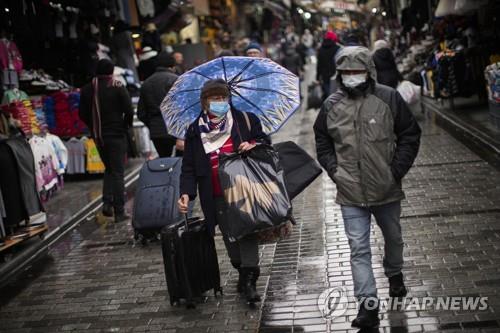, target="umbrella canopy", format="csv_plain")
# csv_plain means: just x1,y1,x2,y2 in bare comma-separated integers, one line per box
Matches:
160,56,300,139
